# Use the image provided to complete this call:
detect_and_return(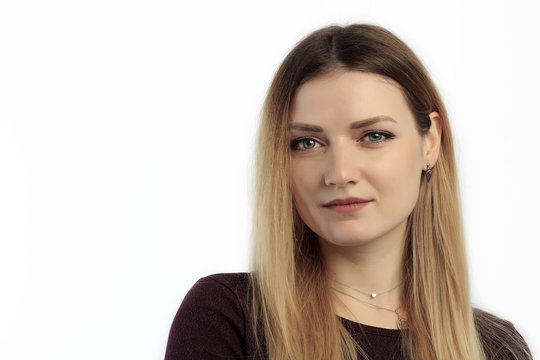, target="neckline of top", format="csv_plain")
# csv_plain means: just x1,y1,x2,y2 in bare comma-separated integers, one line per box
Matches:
338,316,402,337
